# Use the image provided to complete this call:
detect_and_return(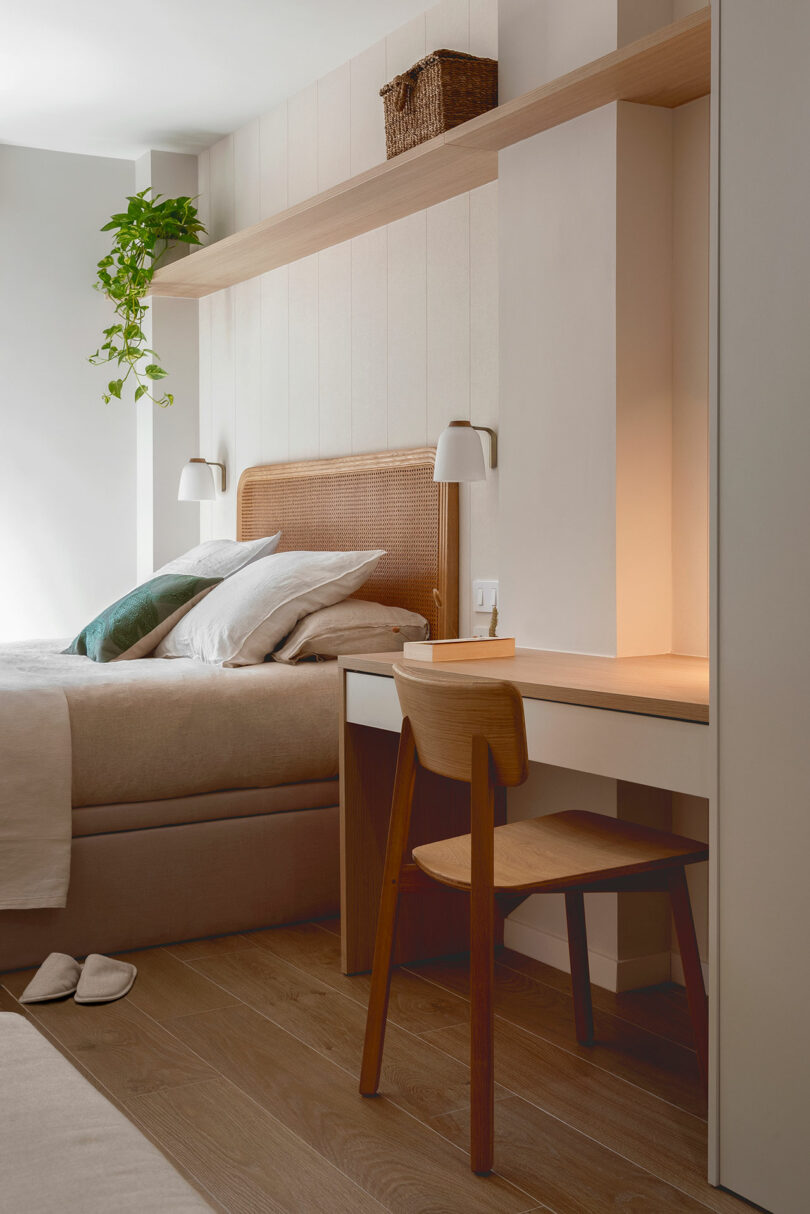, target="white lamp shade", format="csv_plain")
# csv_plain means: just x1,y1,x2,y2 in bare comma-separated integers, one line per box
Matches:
178,460,216,501
433,422,486,483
